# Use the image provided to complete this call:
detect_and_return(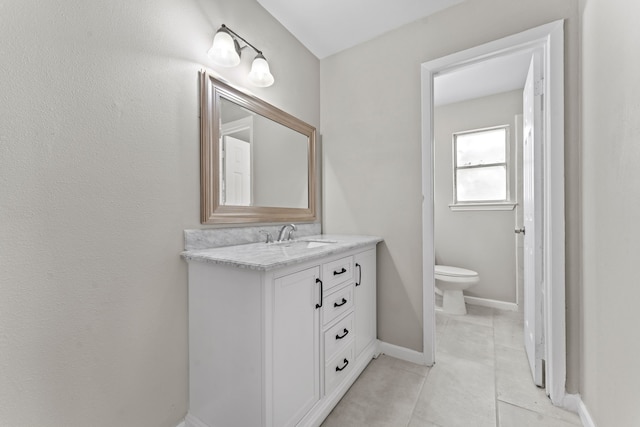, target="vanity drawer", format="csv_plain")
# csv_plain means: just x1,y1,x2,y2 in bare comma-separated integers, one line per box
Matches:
324,313,354,361
322,284,354,326
325,342,355,396
322,256,354,291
